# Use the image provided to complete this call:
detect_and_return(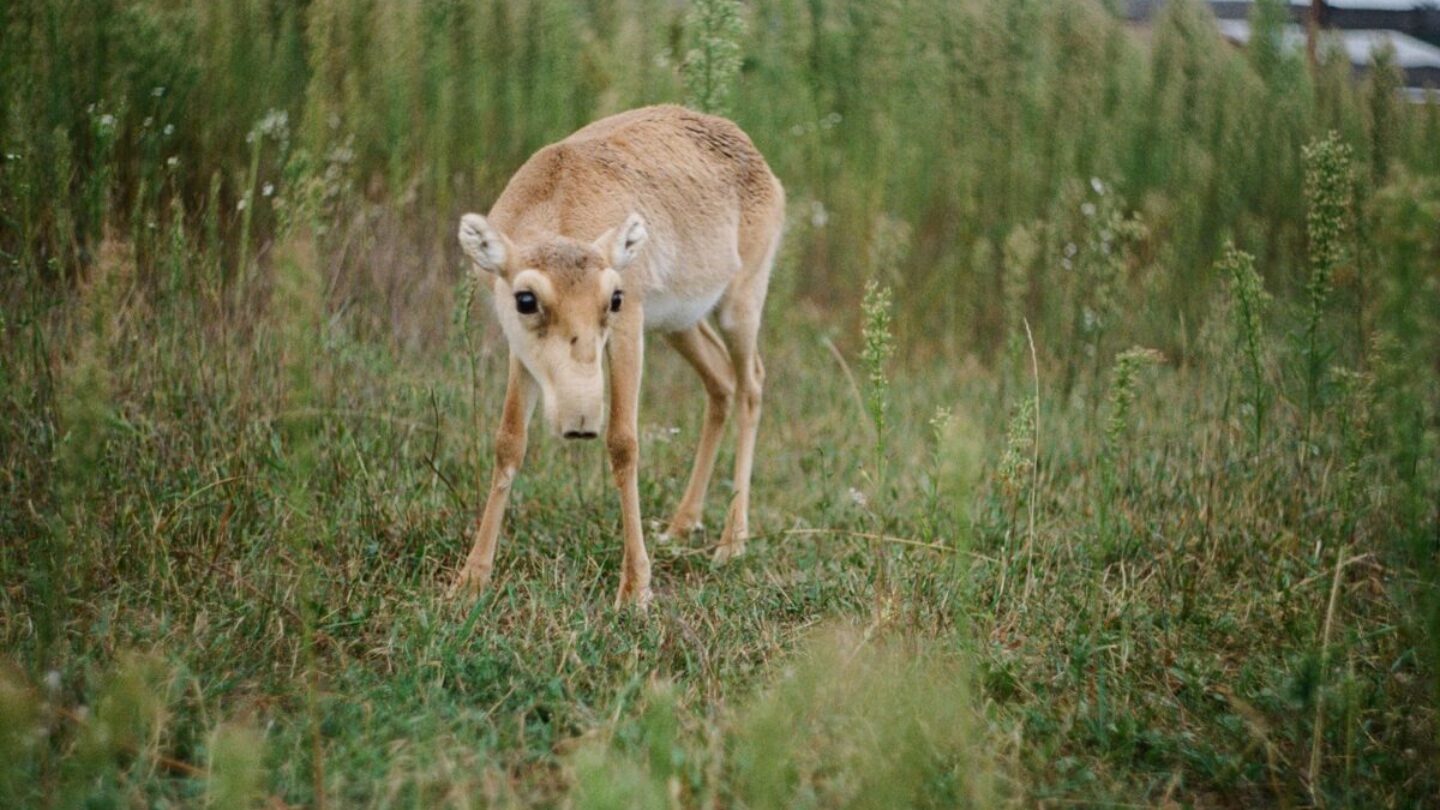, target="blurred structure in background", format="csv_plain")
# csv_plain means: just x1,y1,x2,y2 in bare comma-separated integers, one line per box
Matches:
1127,1,1440,99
